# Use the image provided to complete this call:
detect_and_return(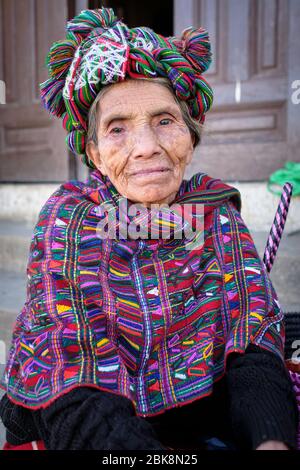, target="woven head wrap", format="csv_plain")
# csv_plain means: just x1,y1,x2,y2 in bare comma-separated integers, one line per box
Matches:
40,7,213,169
